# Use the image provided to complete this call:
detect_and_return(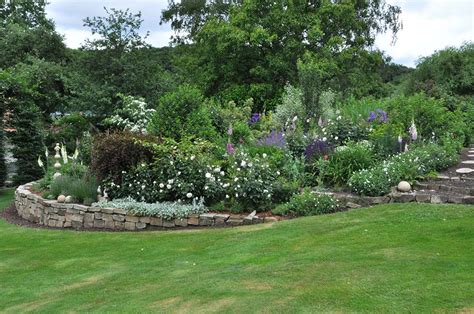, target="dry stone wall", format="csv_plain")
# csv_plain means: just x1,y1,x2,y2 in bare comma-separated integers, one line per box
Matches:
15,183,275,231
